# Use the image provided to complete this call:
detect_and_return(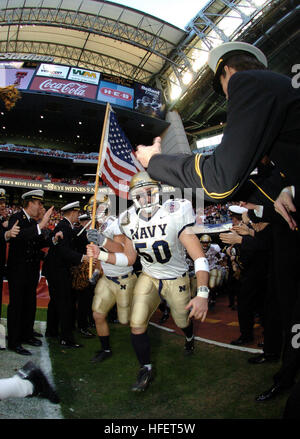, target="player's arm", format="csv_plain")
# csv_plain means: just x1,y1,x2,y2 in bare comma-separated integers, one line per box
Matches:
179,230,209,322
87,234,137,267
86,228,124,252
